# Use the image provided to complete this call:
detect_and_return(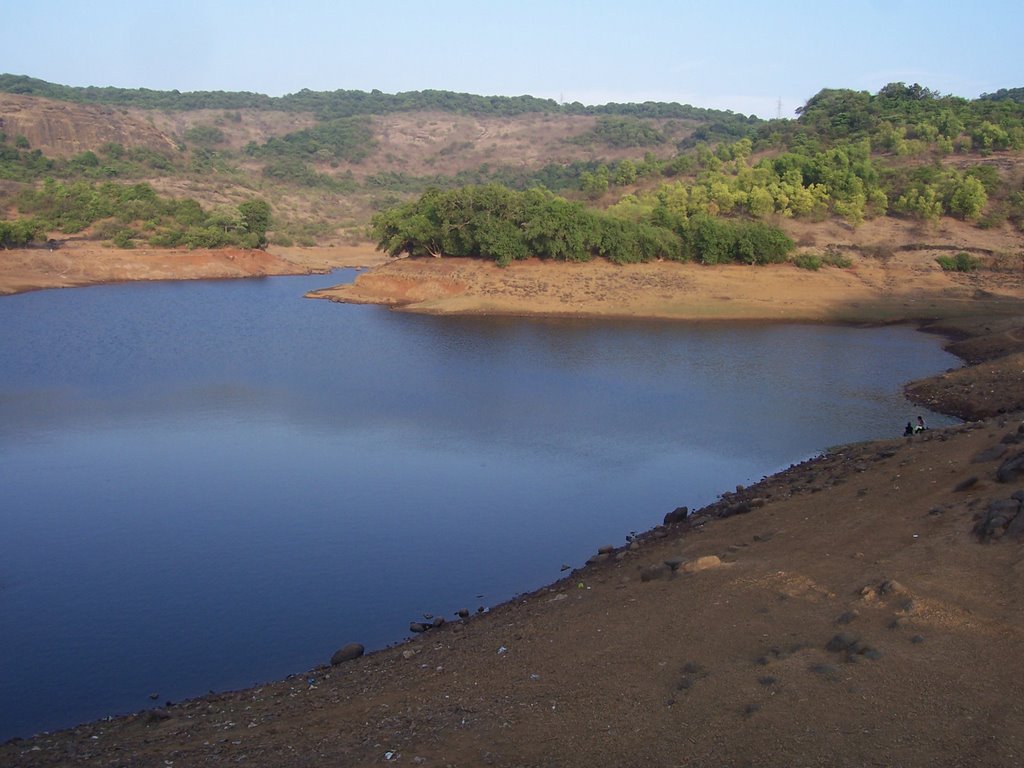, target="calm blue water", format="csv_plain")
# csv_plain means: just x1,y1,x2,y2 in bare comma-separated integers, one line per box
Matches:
0,271,958,740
